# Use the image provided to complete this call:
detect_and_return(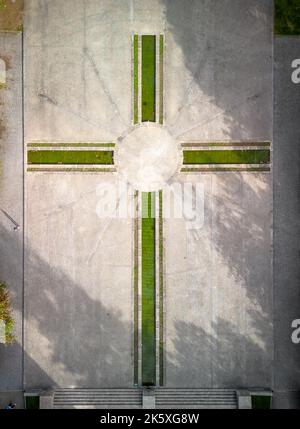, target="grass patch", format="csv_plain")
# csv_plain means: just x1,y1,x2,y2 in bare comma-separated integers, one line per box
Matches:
133,35,139,124
251,395,272,410
25,396,40,410
142,36,156,122
159,35,164,124
183,150,270,165
141,192,156,386
28,150,114,165
275,0,300,35
0,282,15,345
0,0,23,32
